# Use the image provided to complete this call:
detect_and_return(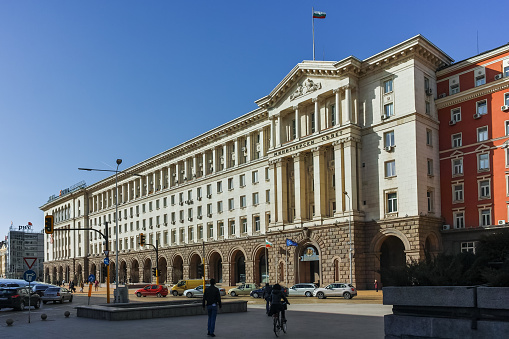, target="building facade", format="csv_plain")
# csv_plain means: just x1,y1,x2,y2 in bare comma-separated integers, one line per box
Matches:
40,35,451,289
437,44,509,254
2,226,44,280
